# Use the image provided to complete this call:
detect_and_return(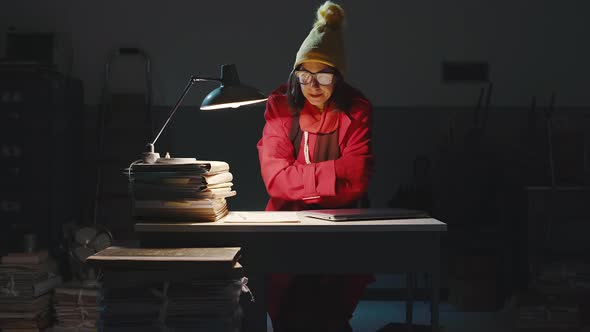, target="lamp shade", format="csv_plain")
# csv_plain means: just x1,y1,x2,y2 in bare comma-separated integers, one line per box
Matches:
200,64,267,110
